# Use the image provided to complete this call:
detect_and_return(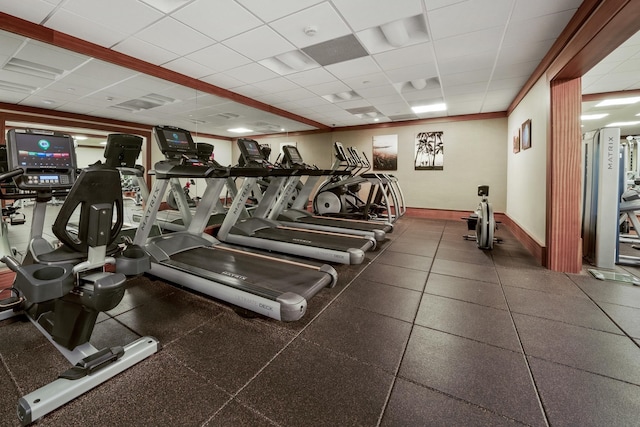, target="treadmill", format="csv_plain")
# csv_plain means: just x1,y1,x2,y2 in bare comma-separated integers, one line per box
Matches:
216,138,376,265
133,126,337,322
271,145,391,241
